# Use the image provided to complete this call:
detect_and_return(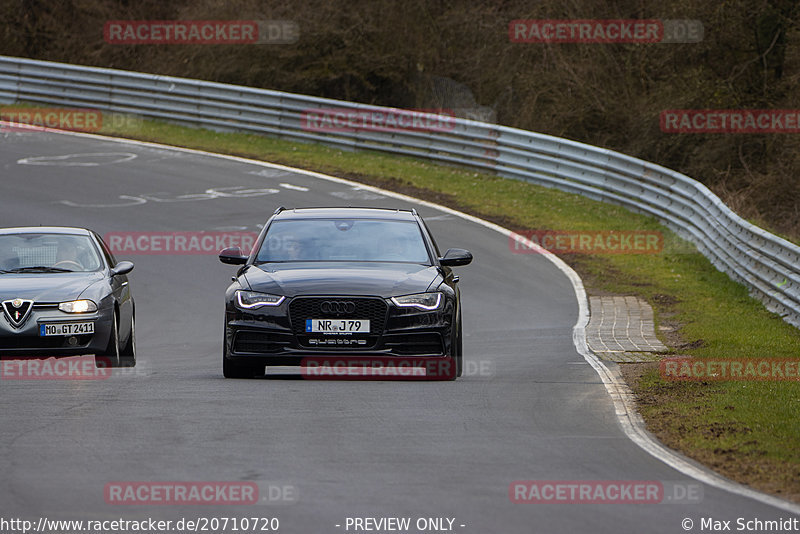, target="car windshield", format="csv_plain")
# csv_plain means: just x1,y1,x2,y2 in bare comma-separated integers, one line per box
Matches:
0,233,104,273
256,218,431,264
